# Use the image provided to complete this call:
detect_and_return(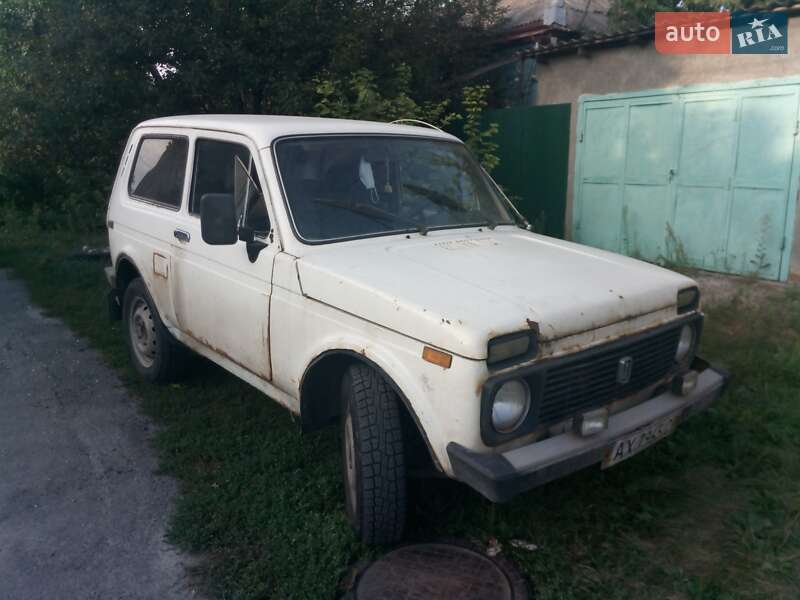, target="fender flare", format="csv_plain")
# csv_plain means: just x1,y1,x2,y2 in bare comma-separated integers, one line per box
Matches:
299,348,443,472
113,252,142,290
113,252,173,327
